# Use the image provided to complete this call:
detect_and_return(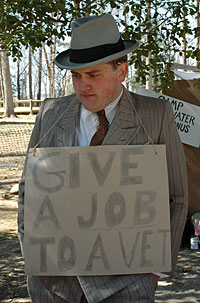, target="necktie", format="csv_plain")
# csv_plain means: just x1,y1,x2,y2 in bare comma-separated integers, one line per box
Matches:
90,110,109,146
